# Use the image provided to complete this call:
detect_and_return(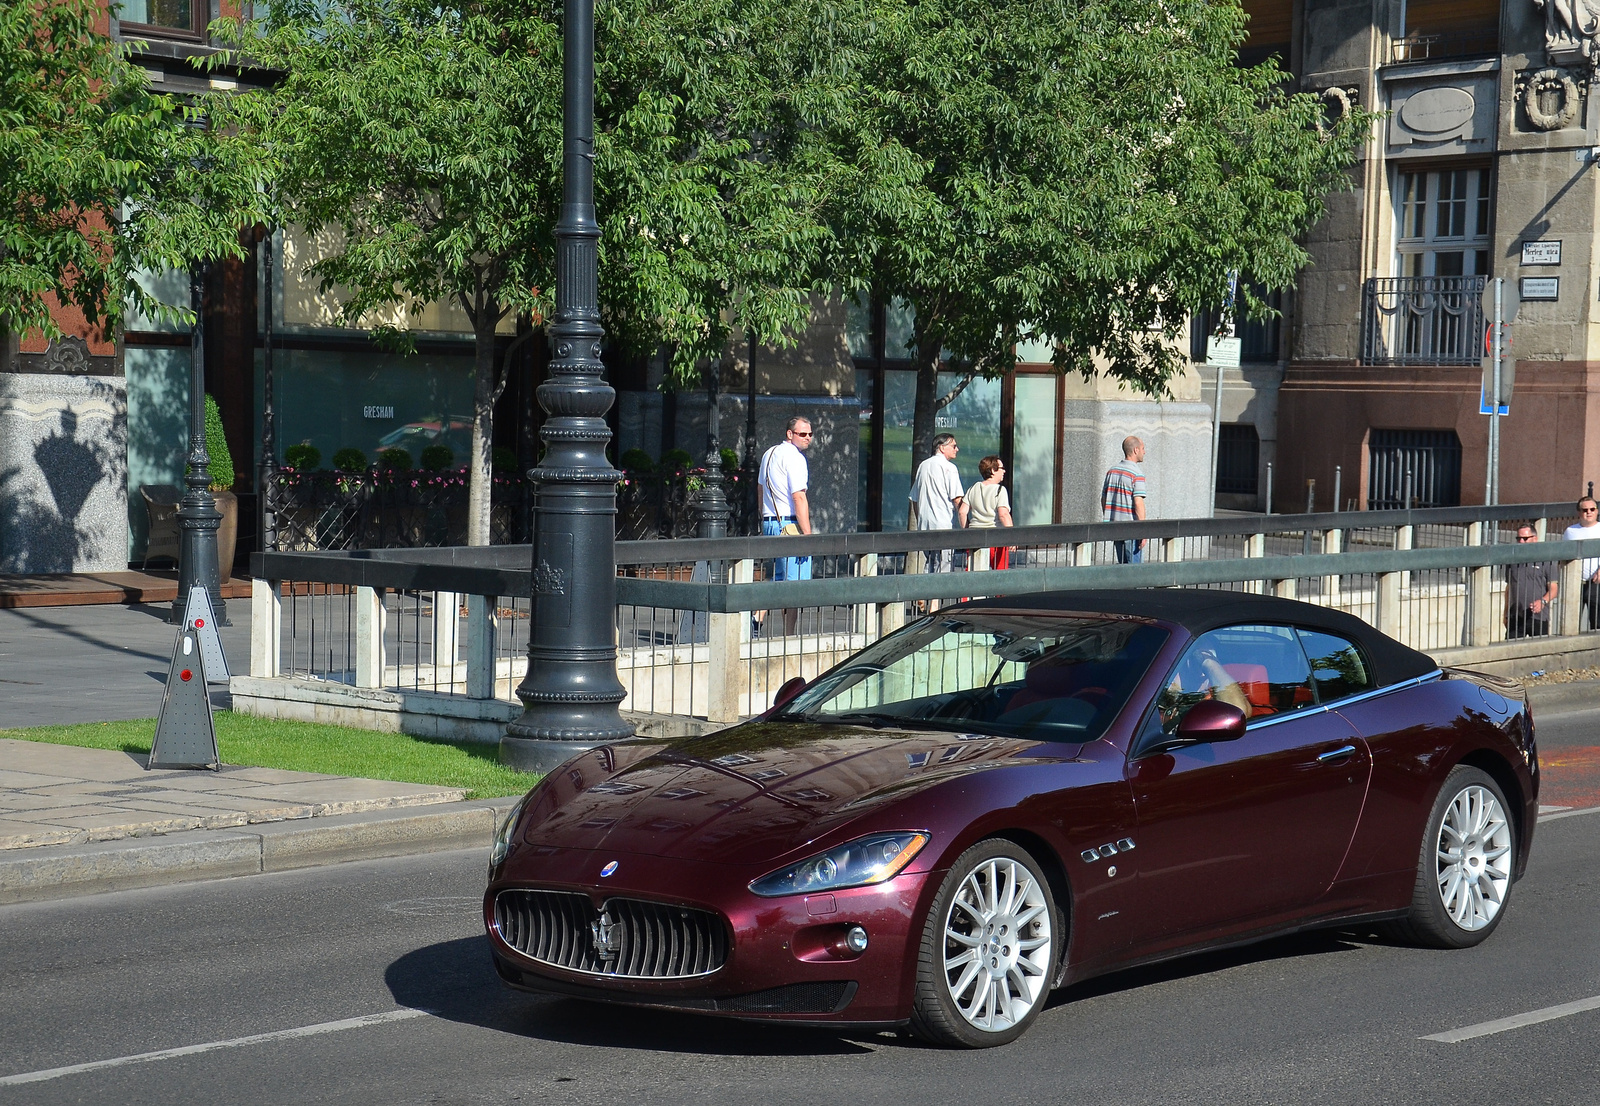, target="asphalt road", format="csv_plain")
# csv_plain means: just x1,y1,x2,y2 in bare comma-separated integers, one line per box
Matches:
0,603,251,728
2,765,1597,1103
